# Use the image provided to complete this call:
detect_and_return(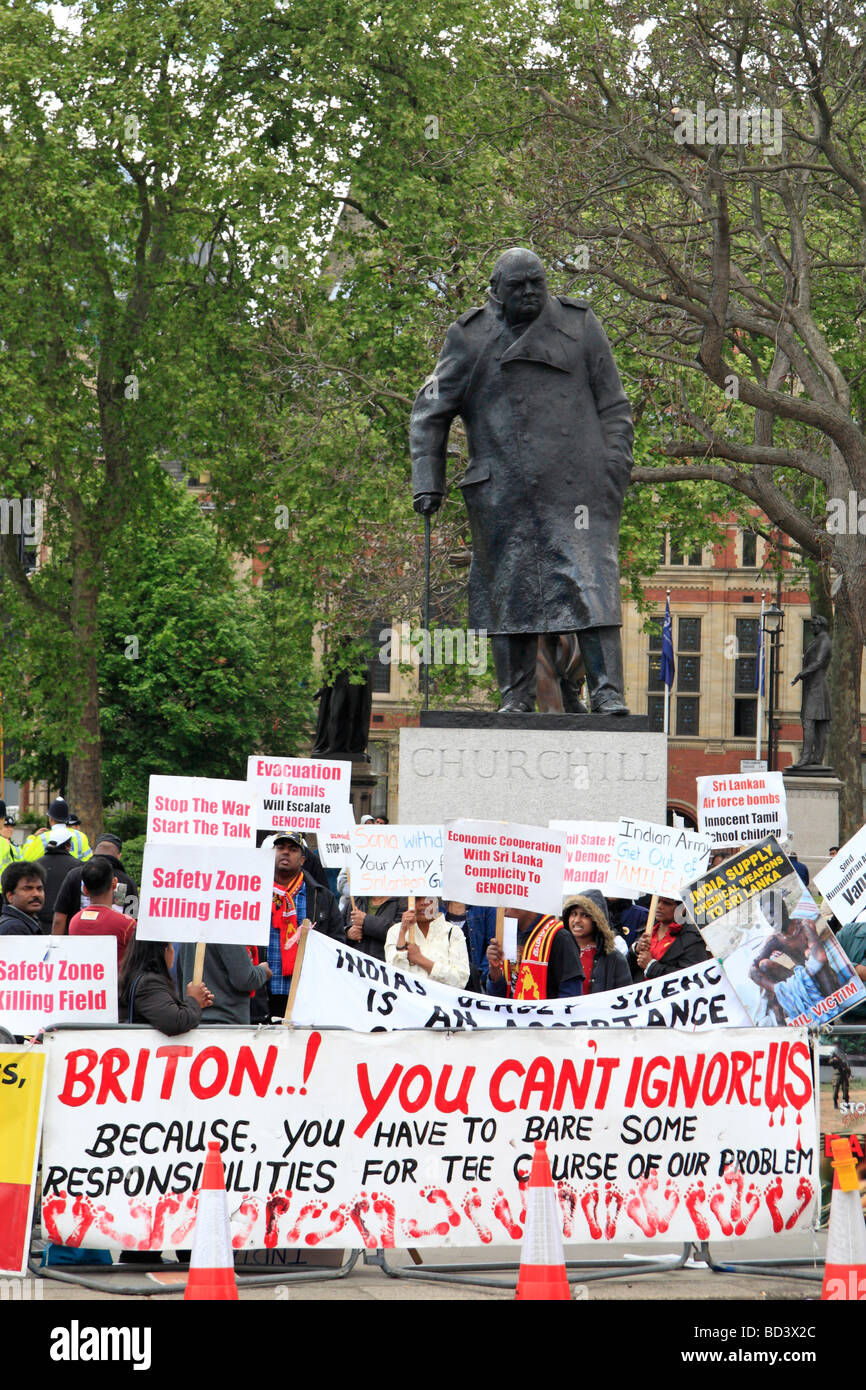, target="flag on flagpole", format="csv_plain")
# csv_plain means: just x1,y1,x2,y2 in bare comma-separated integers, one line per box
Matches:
660,594,675,688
